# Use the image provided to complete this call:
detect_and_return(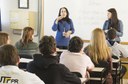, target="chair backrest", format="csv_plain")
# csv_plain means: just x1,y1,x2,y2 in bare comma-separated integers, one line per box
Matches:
19,53,33,59
72,72,82,77
112,55,119,59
